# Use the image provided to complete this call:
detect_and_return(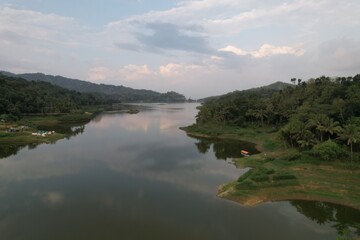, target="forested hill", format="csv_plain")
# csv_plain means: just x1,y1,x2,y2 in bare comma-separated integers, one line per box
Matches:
0,71,186,103
195,75,360,153
0,74,114,119
199,81,292,102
